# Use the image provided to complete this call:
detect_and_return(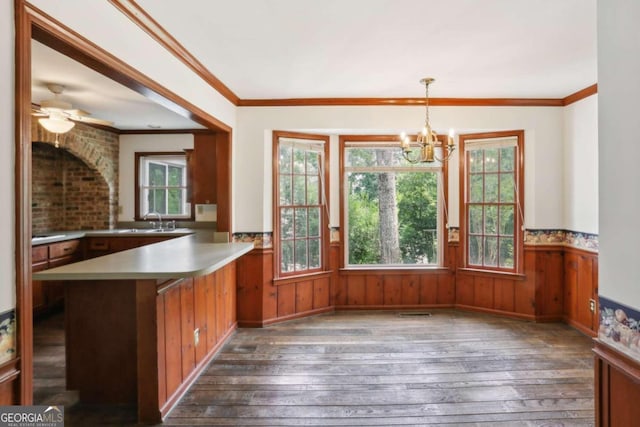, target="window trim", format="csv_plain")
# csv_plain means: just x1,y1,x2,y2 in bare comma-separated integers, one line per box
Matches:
273,131,330,279
134,151,192,220
458,130,525,274
339,134,449,270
